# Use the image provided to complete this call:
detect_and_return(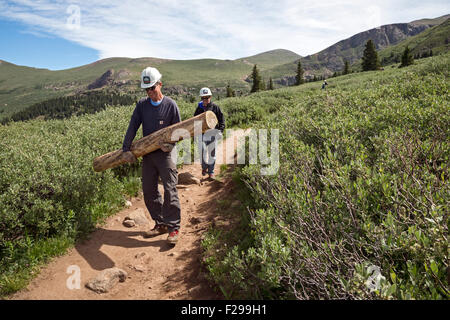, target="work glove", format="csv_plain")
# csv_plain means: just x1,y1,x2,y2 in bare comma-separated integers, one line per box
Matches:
159,141,175,153
123,151,137,163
